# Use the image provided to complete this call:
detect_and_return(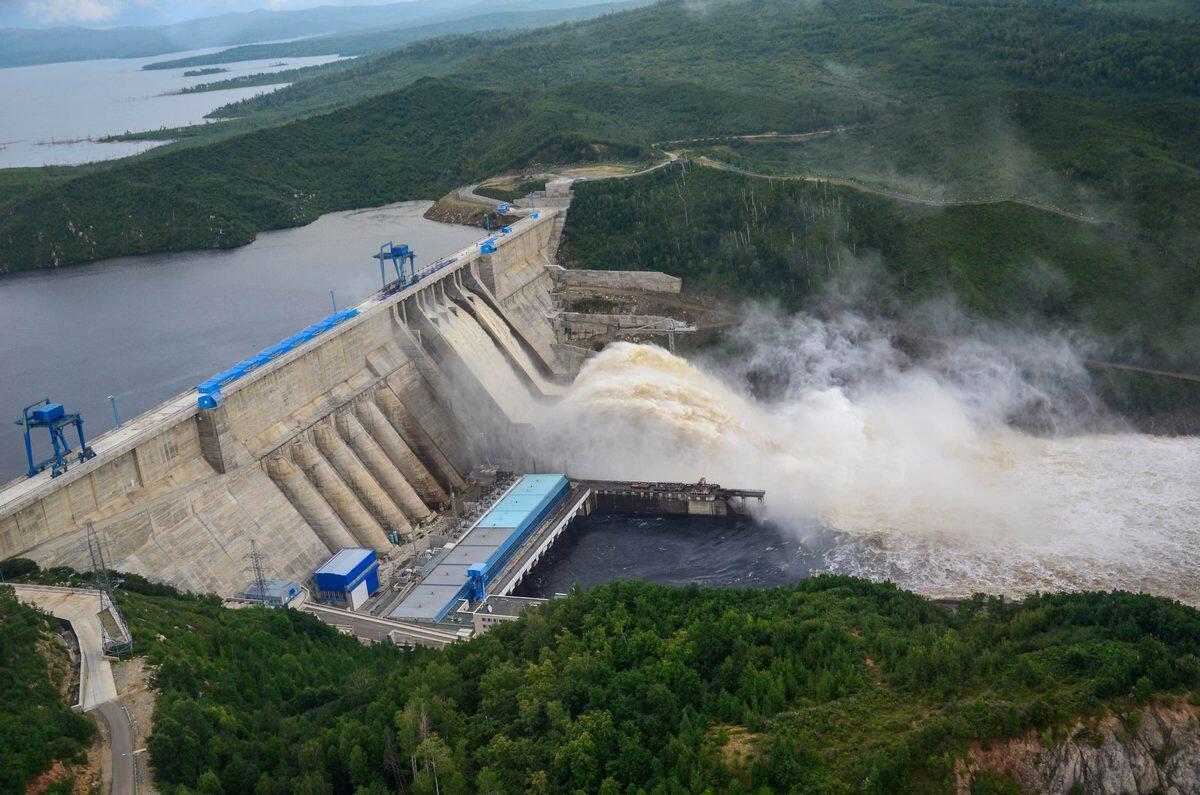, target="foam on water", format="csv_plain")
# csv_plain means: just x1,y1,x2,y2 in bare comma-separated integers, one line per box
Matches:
532,312,1200,604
